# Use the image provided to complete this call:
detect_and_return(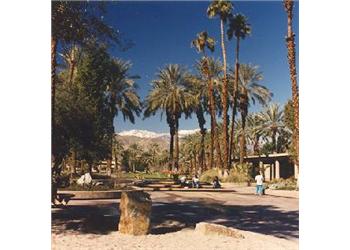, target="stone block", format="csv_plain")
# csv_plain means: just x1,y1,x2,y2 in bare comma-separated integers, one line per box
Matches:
118,191,152,235
195,222,244,238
